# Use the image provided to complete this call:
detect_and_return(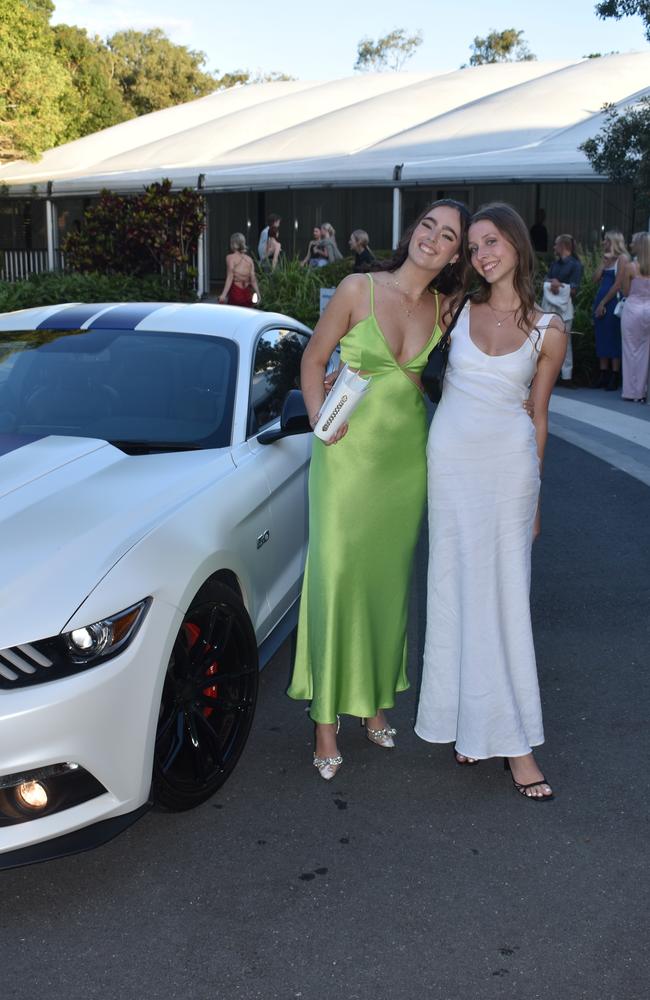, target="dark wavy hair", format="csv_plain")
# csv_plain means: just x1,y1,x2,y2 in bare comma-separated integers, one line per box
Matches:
370,199,471,321
464,202,537,337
